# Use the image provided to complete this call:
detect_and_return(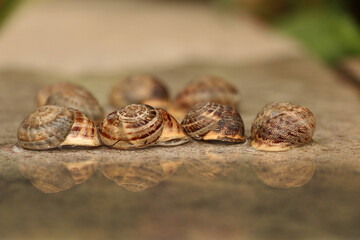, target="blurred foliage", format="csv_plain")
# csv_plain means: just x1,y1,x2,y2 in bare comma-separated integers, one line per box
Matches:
211,0,360,64
0,0,22,31
276,9,360,64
